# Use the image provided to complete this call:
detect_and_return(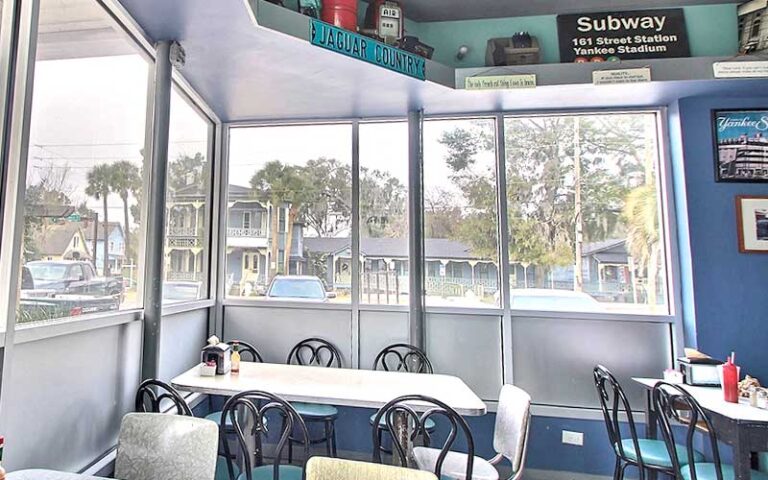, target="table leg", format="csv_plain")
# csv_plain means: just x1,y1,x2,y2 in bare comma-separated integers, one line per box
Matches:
237,404,259,474
392,410,416,468
644,389,658,480
734,431,753,480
